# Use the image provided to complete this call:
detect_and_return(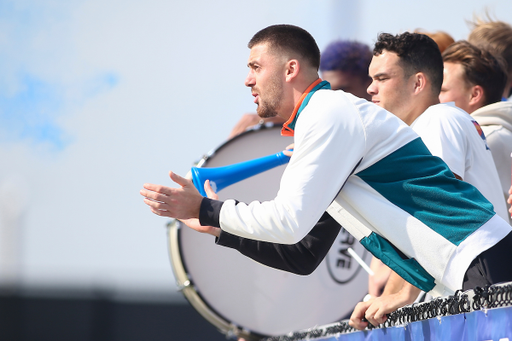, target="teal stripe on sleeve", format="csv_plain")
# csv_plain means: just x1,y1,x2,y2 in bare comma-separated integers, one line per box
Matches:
356,138,495,246
360,233,436,292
